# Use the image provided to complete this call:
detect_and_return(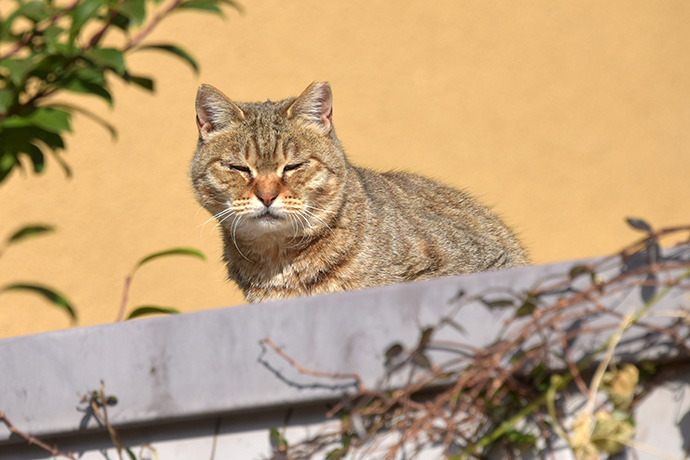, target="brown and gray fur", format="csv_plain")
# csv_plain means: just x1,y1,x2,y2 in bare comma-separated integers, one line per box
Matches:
190,82,529,302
